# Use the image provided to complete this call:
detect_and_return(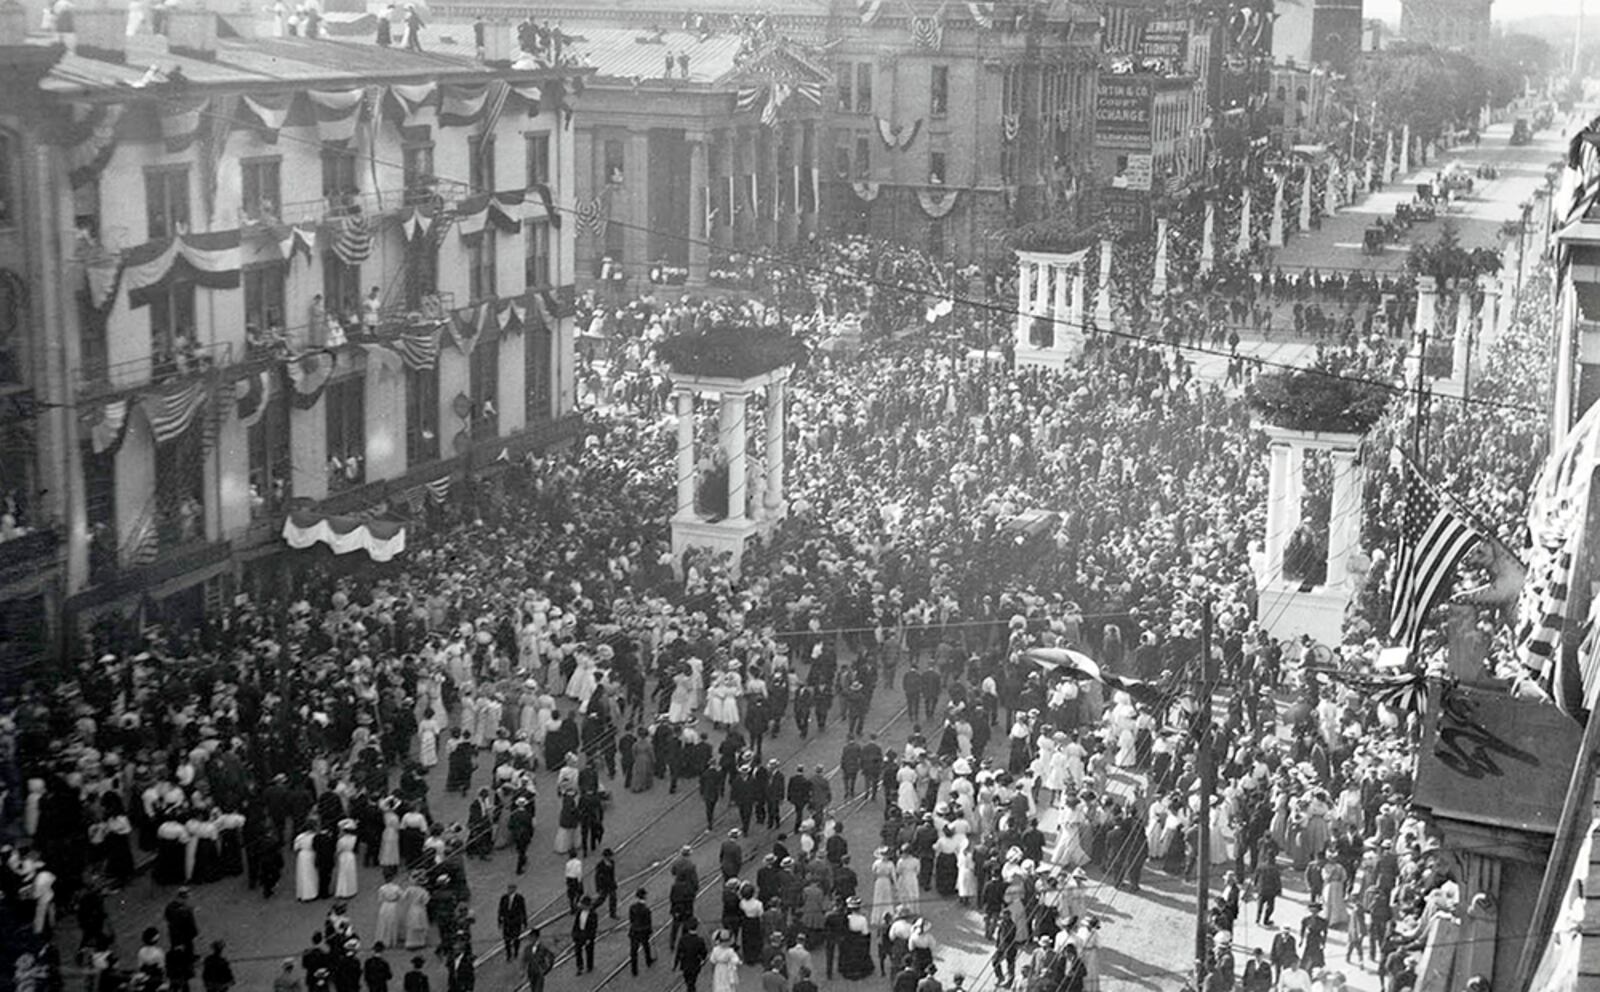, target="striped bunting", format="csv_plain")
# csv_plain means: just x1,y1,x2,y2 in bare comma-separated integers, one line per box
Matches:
307,89,364,146
966,1,995,28
333,213,373,265
386,327,442,371
145,379,210,444
1556,118,1600,232
69,103,125,189
858,0,884,24
159,97,208,154
440,83,490,127
426,476,451,502
241,93,292,143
